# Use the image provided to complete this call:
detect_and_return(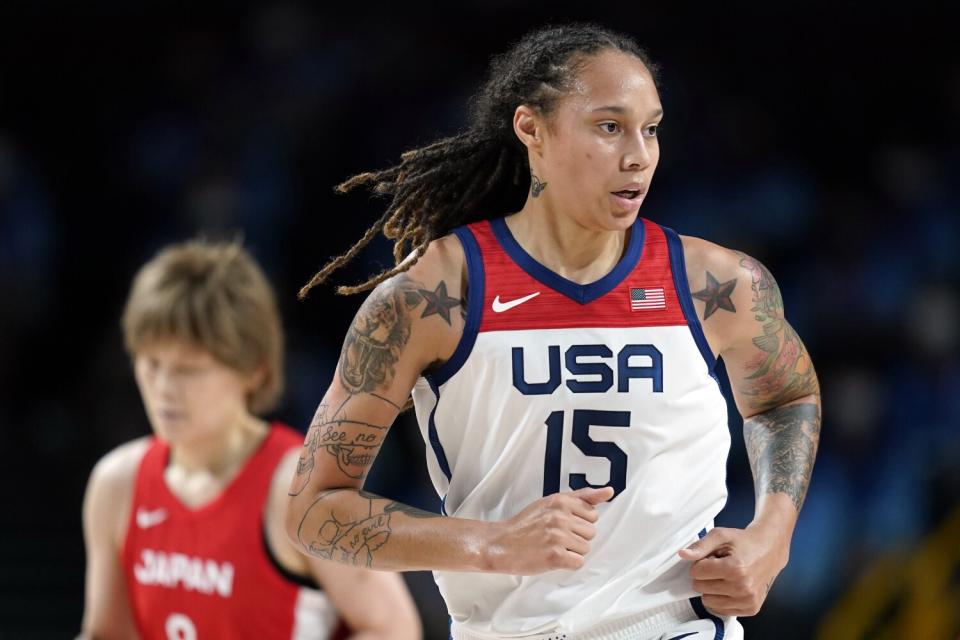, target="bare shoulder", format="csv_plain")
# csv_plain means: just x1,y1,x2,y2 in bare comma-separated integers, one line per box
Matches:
89,437,151,494
678,234,787,353
678,234,742,276
402,233,467,293
85,436,152,545
344,234,468,384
